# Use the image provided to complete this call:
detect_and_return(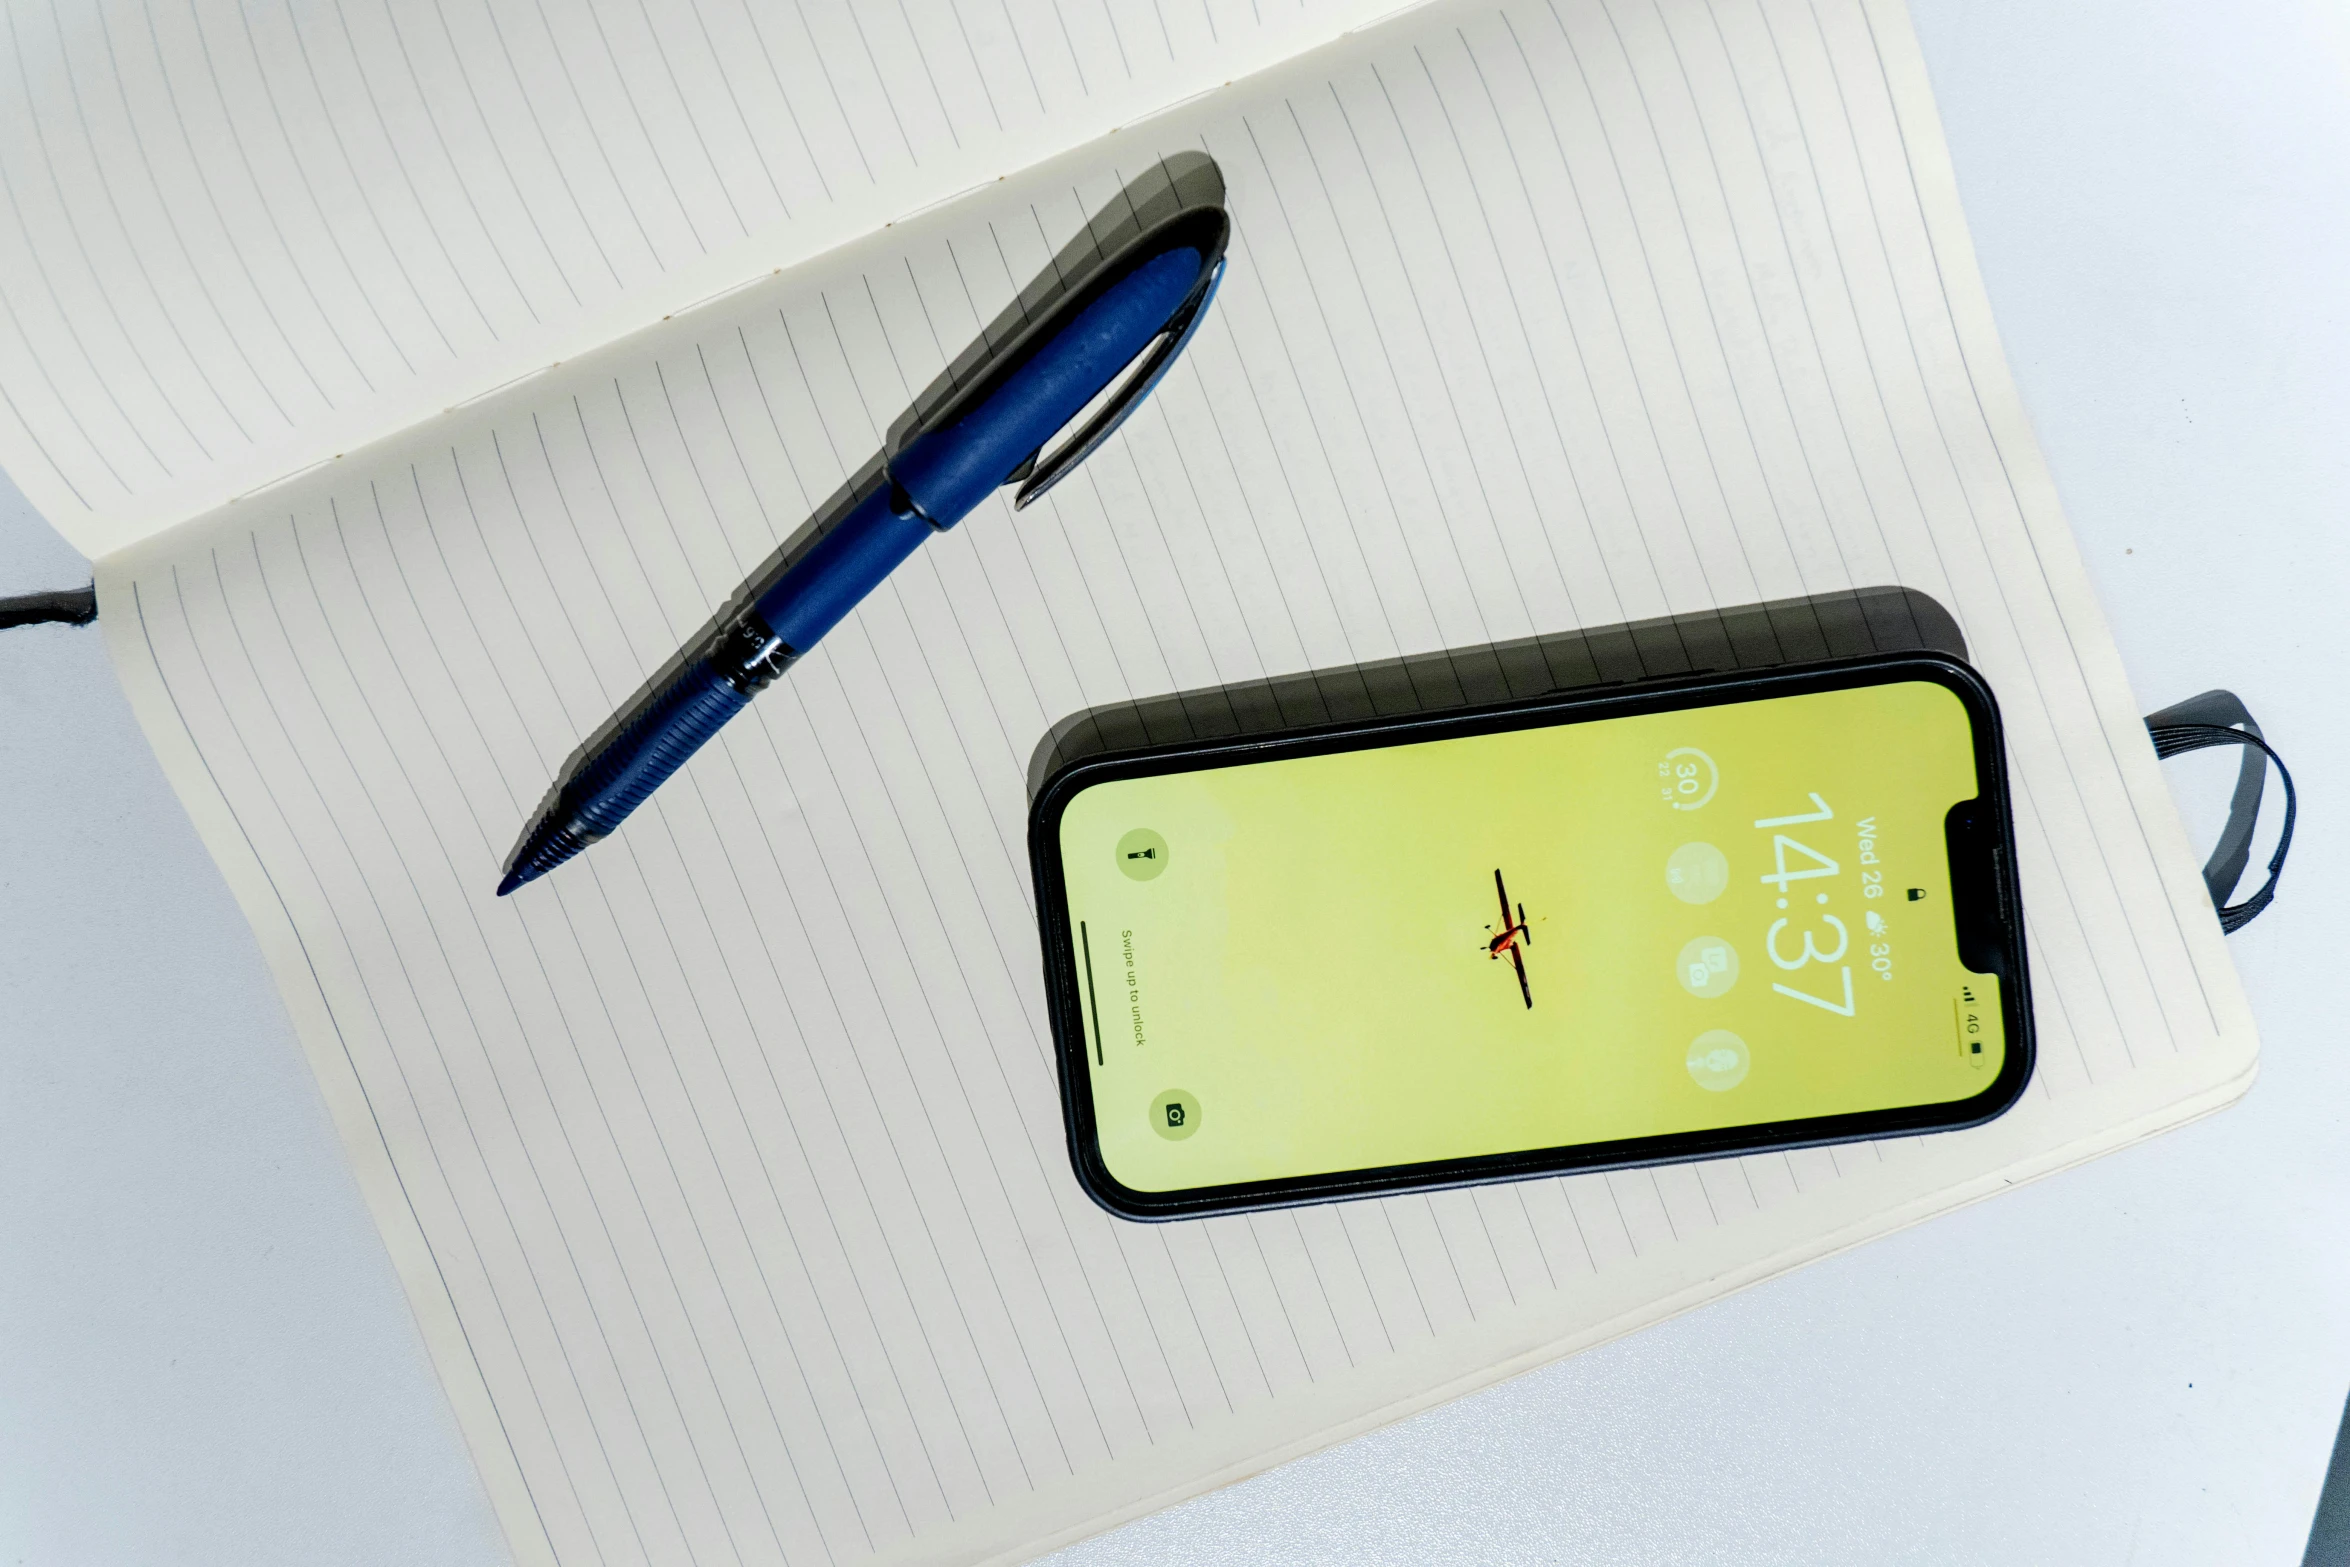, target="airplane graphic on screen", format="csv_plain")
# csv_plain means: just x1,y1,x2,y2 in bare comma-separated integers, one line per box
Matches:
1485,869,1534,1009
